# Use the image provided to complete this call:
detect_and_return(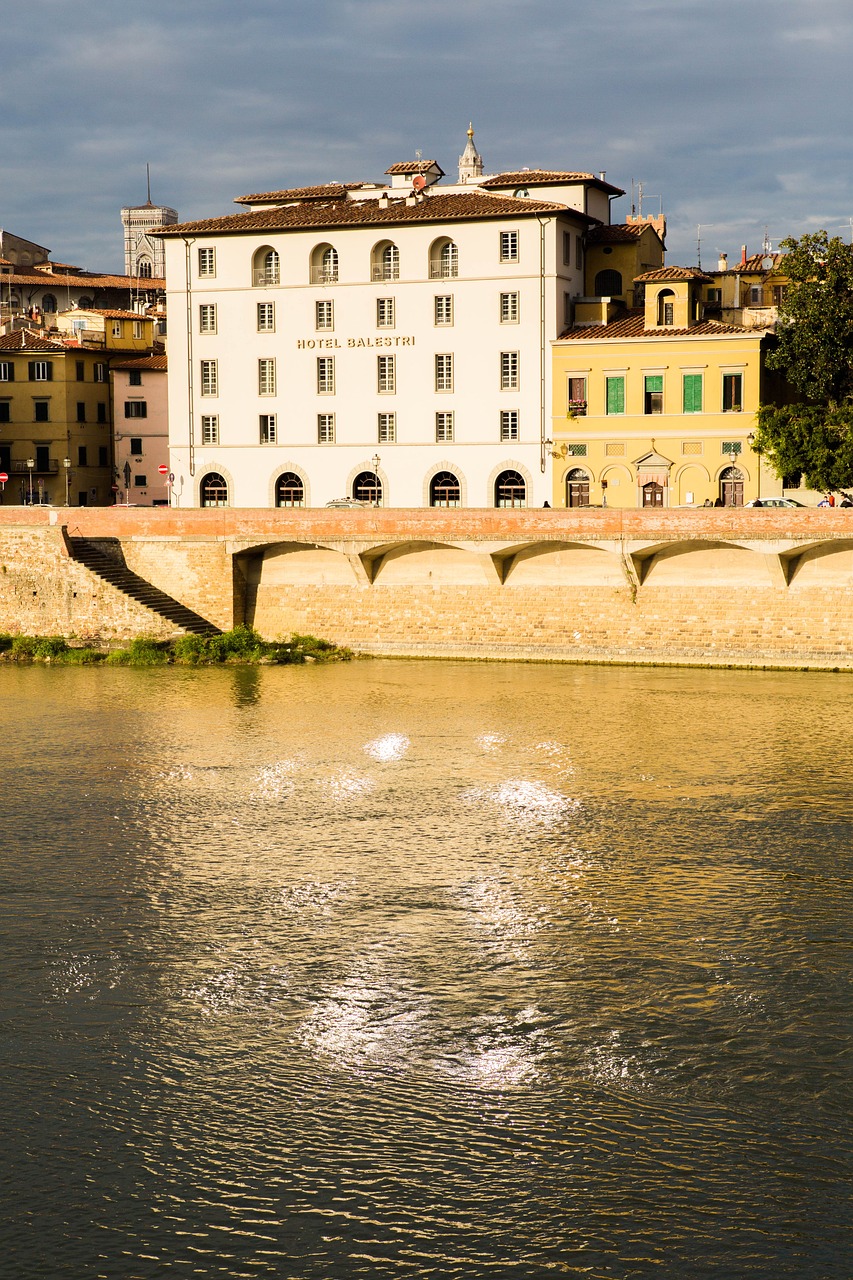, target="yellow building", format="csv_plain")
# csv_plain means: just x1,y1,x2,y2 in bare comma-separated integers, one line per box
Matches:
584,218,666,308
0,330,114,506
550,266,776,508
55,308,155,352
